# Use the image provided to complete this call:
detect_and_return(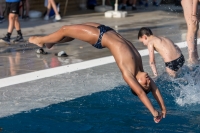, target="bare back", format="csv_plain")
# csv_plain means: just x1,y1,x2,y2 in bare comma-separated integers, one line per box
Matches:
151,36,181,62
